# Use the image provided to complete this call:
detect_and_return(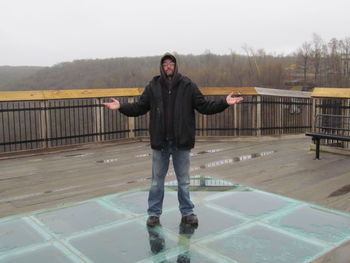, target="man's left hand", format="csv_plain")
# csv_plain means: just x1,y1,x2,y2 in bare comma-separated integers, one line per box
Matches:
226,92,244,105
